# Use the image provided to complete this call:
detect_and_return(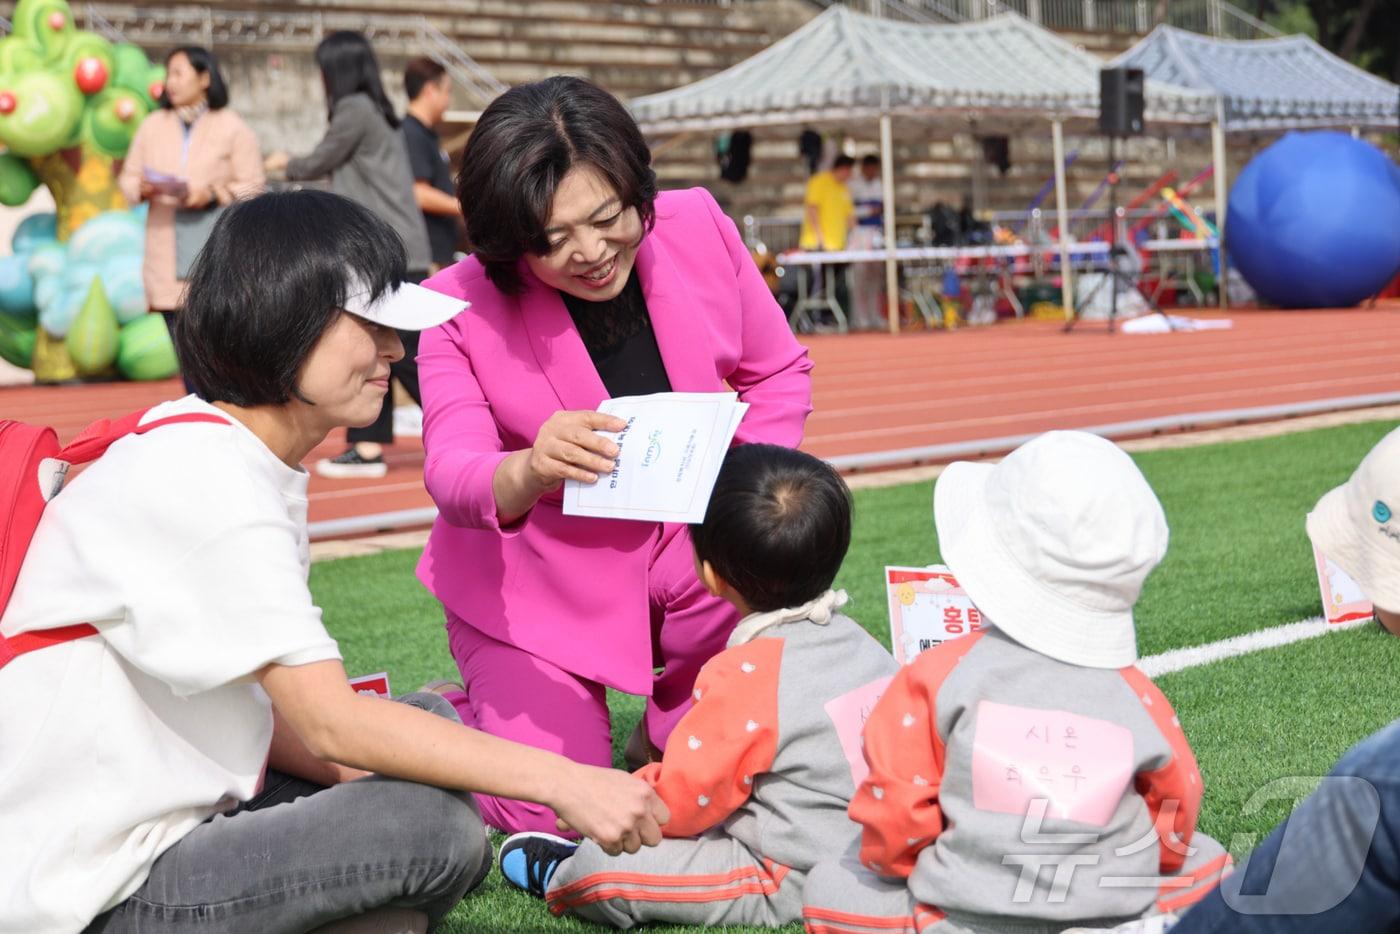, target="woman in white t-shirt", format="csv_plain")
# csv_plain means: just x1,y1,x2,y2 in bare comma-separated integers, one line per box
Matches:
0,190,669,934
